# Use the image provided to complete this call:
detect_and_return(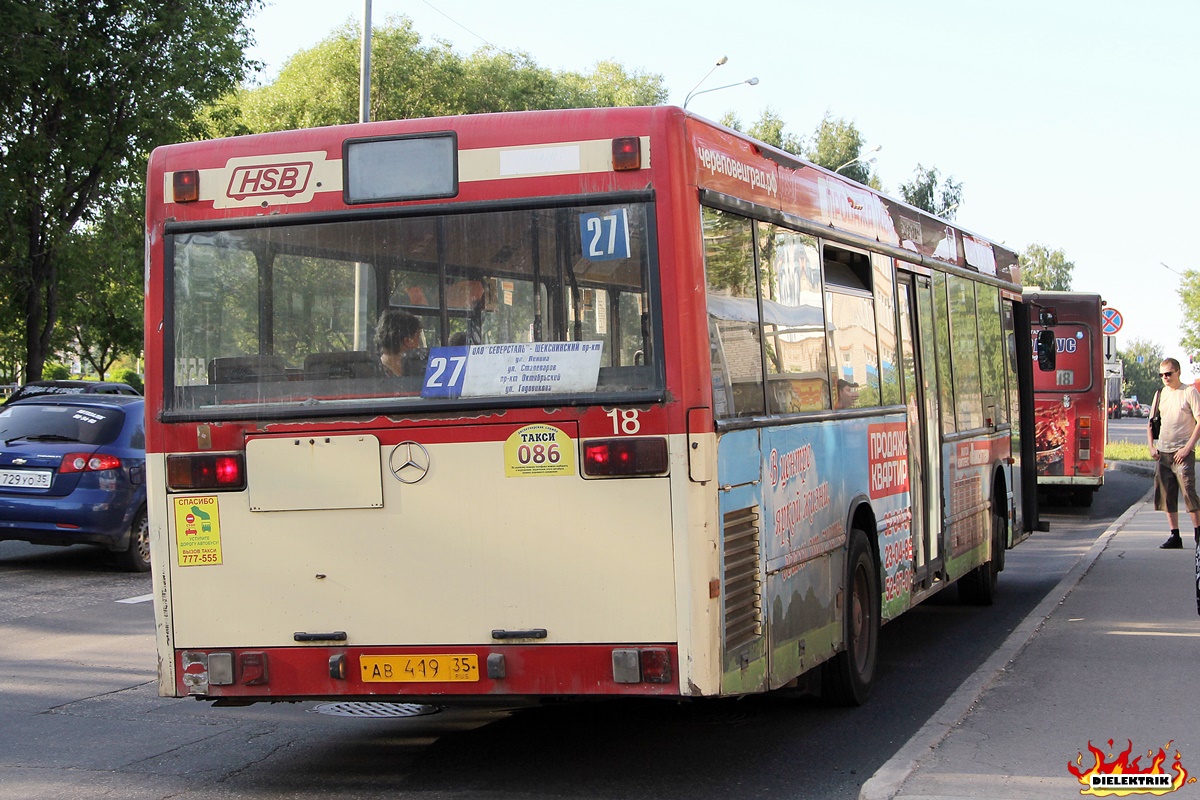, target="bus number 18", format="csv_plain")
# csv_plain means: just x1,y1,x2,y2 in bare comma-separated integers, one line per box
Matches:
606,408,640,434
